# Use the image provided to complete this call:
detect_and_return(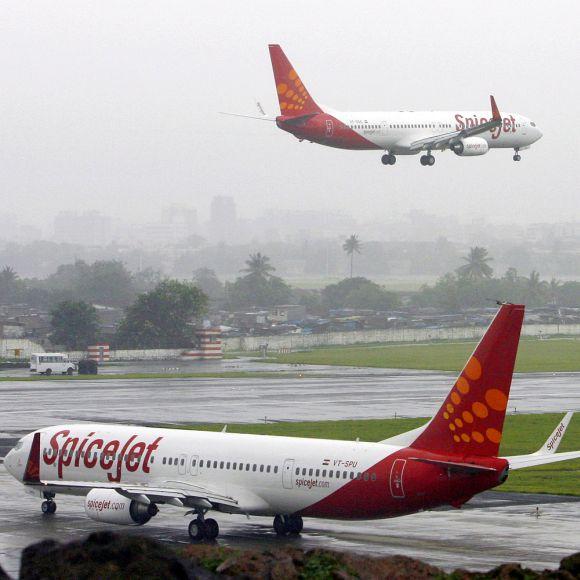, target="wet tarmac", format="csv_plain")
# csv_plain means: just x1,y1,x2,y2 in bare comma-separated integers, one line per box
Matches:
1,366,579,576
0,468,578,577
